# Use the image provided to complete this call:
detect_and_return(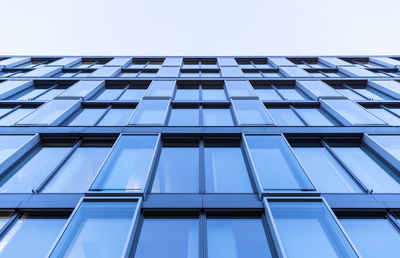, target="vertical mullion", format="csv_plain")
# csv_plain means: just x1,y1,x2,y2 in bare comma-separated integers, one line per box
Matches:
200,212,207,258
199,140,205,194
0,212,19,241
